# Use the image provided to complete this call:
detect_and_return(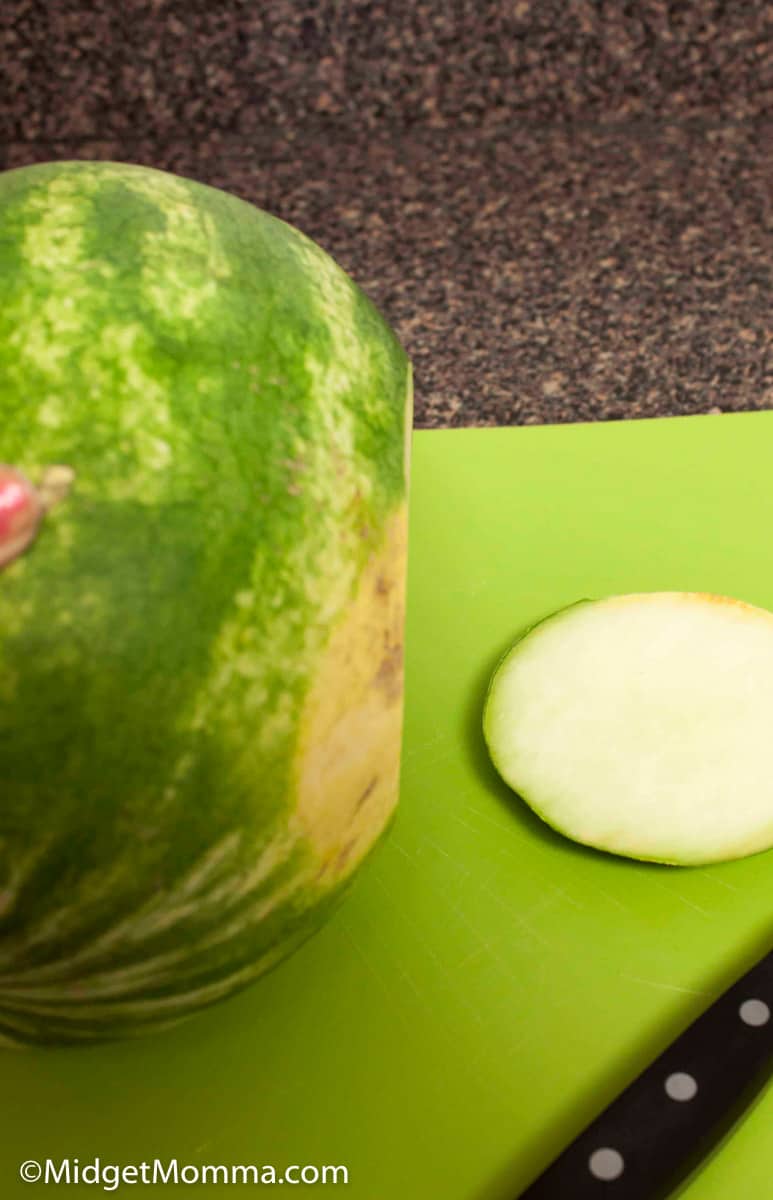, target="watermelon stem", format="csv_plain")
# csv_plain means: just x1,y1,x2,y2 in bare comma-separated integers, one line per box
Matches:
0,464,75,572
